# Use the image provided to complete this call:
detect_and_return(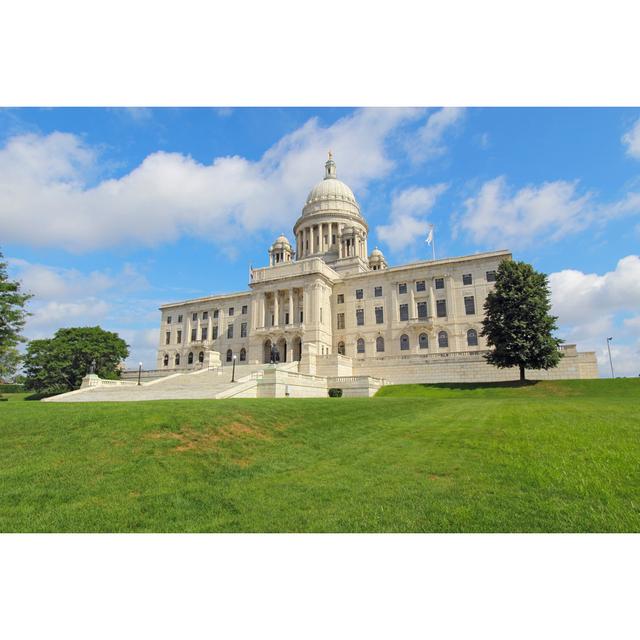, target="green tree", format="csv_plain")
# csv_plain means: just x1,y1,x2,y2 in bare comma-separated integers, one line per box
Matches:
481,260,562,382
23,326,129,394
0,249,32,364
0,347,22,382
